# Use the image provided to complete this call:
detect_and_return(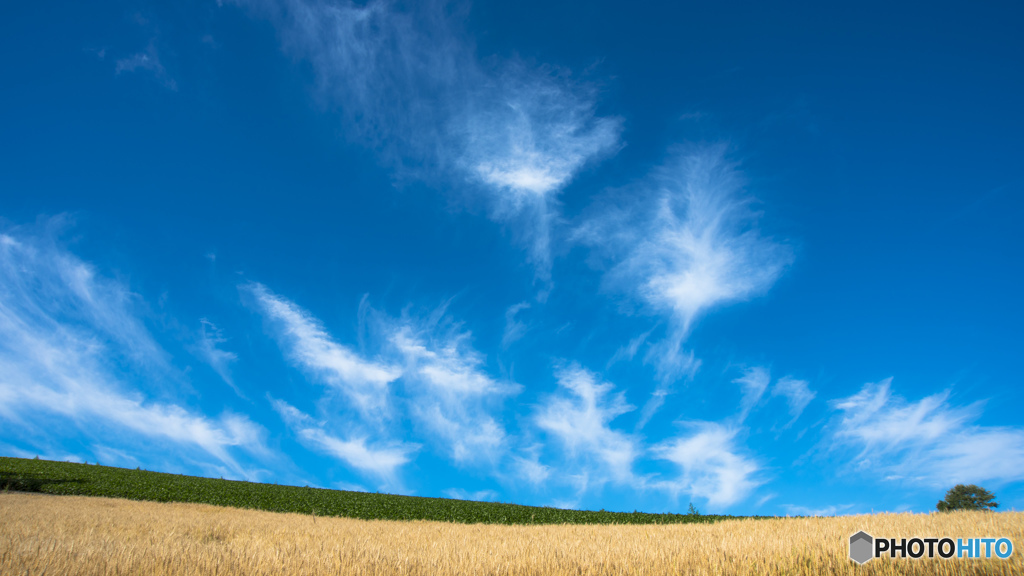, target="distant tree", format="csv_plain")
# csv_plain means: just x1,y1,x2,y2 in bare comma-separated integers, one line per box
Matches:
687,502,701,516
937,484,999,512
